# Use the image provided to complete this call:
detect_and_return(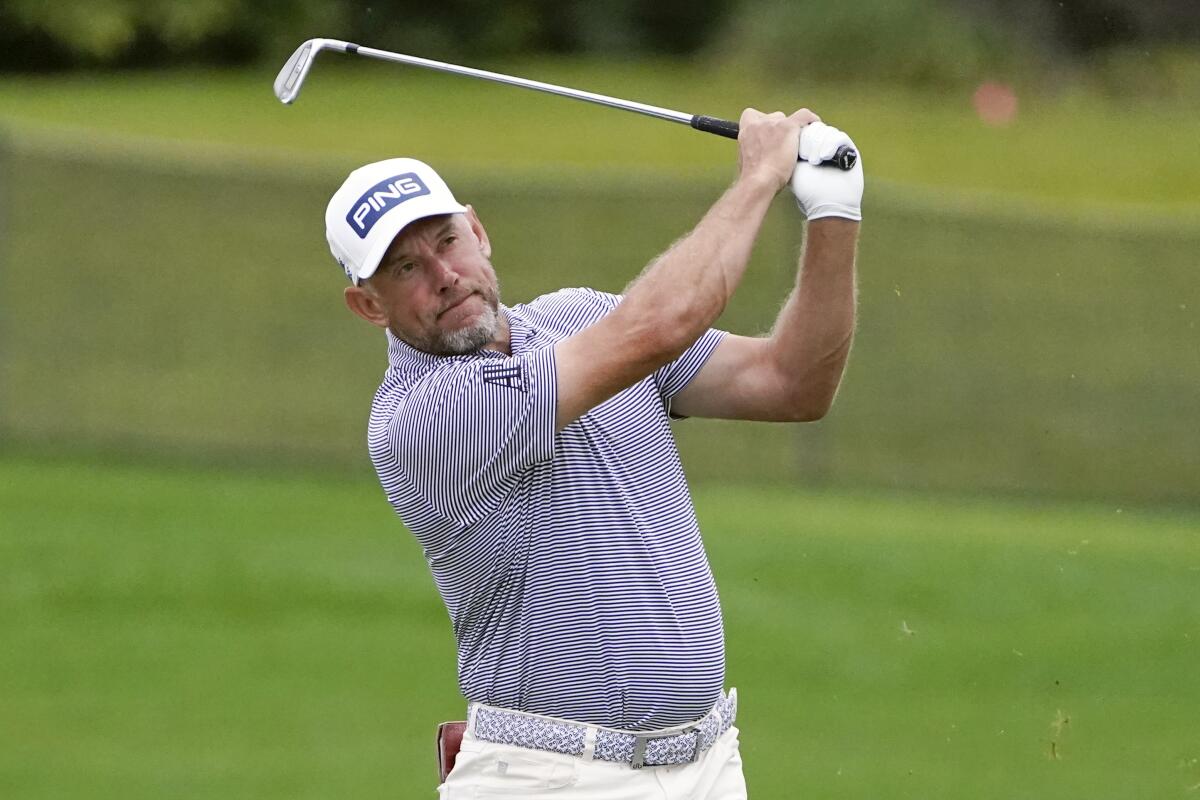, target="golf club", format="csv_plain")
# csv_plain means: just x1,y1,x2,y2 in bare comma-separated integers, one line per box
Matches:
273,38,858,171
